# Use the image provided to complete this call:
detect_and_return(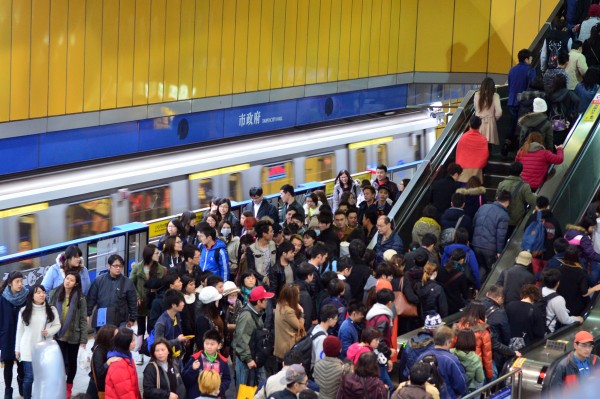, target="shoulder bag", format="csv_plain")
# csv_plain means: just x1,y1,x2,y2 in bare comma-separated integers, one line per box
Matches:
91,358,105,399
394,277,418,317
